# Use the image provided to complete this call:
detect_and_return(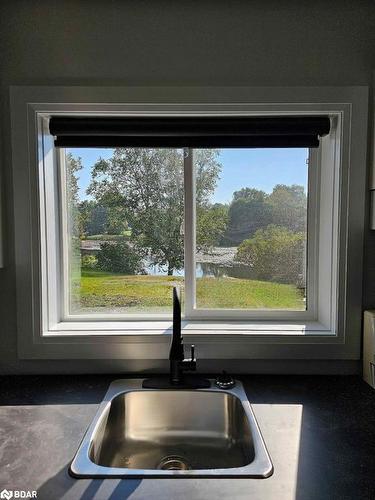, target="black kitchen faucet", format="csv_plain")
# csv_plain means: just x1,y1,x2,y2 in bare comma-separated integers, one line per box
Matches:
169,286,196,385
142,286,210,389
